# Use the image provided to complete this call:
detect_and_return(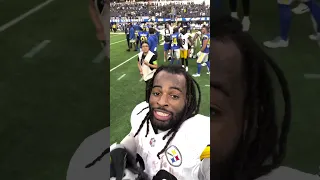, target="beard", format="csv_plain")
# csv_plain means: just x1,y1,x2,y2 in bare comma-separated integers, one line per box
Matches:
149,105,186,132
